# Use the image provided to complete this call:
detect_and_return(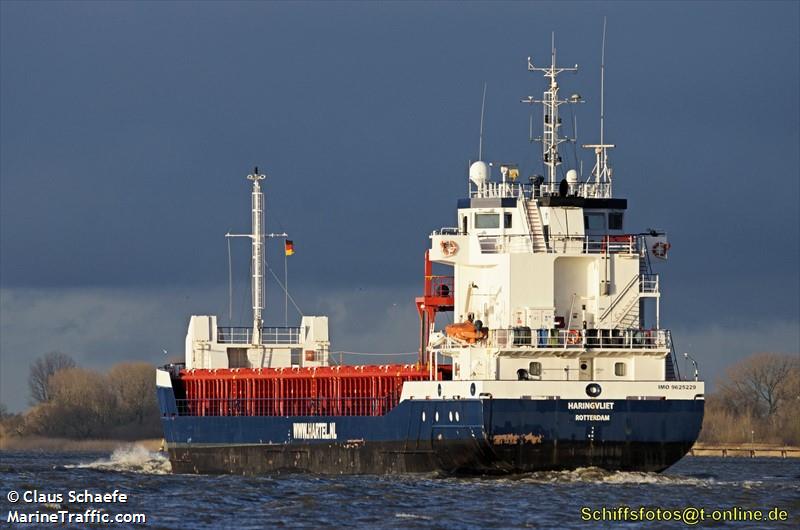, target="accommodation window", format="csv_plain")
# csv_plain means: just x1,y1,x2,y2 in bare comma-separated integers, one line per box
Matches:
609,212,624,230
504,213,513,229
475,213,500,229
529,362,542,377
584,213,605,231
614,362,626,377
228,348,248,368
